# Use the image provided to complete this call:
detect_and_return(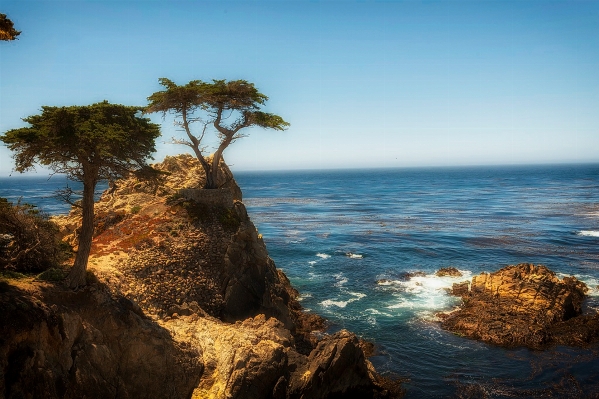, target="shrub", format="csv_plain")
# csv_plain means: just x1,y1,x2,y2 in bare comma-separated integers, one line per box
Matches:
130,205,142,214
36,267,68,282
0,197,72,272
